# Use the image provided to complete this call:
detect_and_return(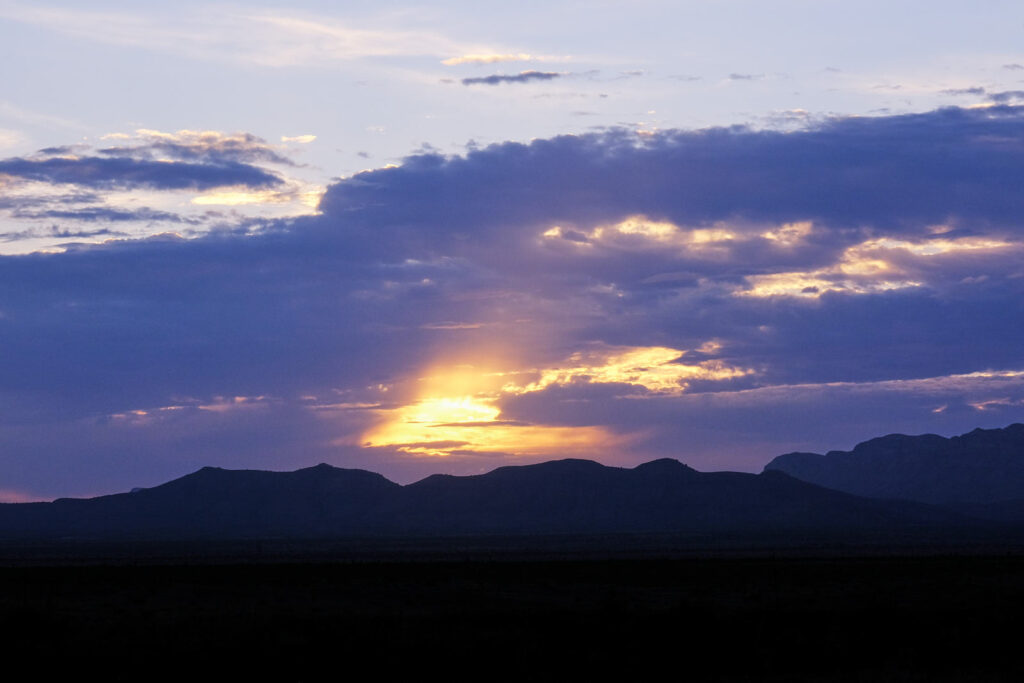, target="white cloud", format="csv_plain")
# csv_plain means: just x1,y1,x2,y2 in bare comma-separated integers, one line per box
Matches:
0,128,23,150
442,53,560,66
0,4,484,67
